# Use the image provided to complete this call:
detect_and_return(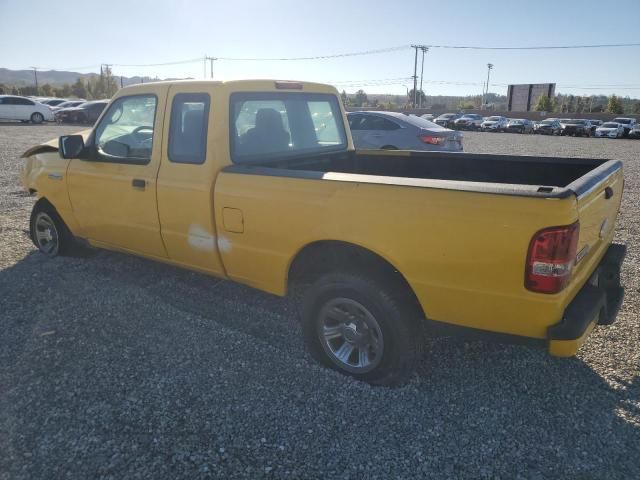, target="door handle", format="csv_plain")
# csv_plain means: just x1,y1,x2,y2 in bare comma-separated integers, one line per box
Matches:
132,179,146,189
